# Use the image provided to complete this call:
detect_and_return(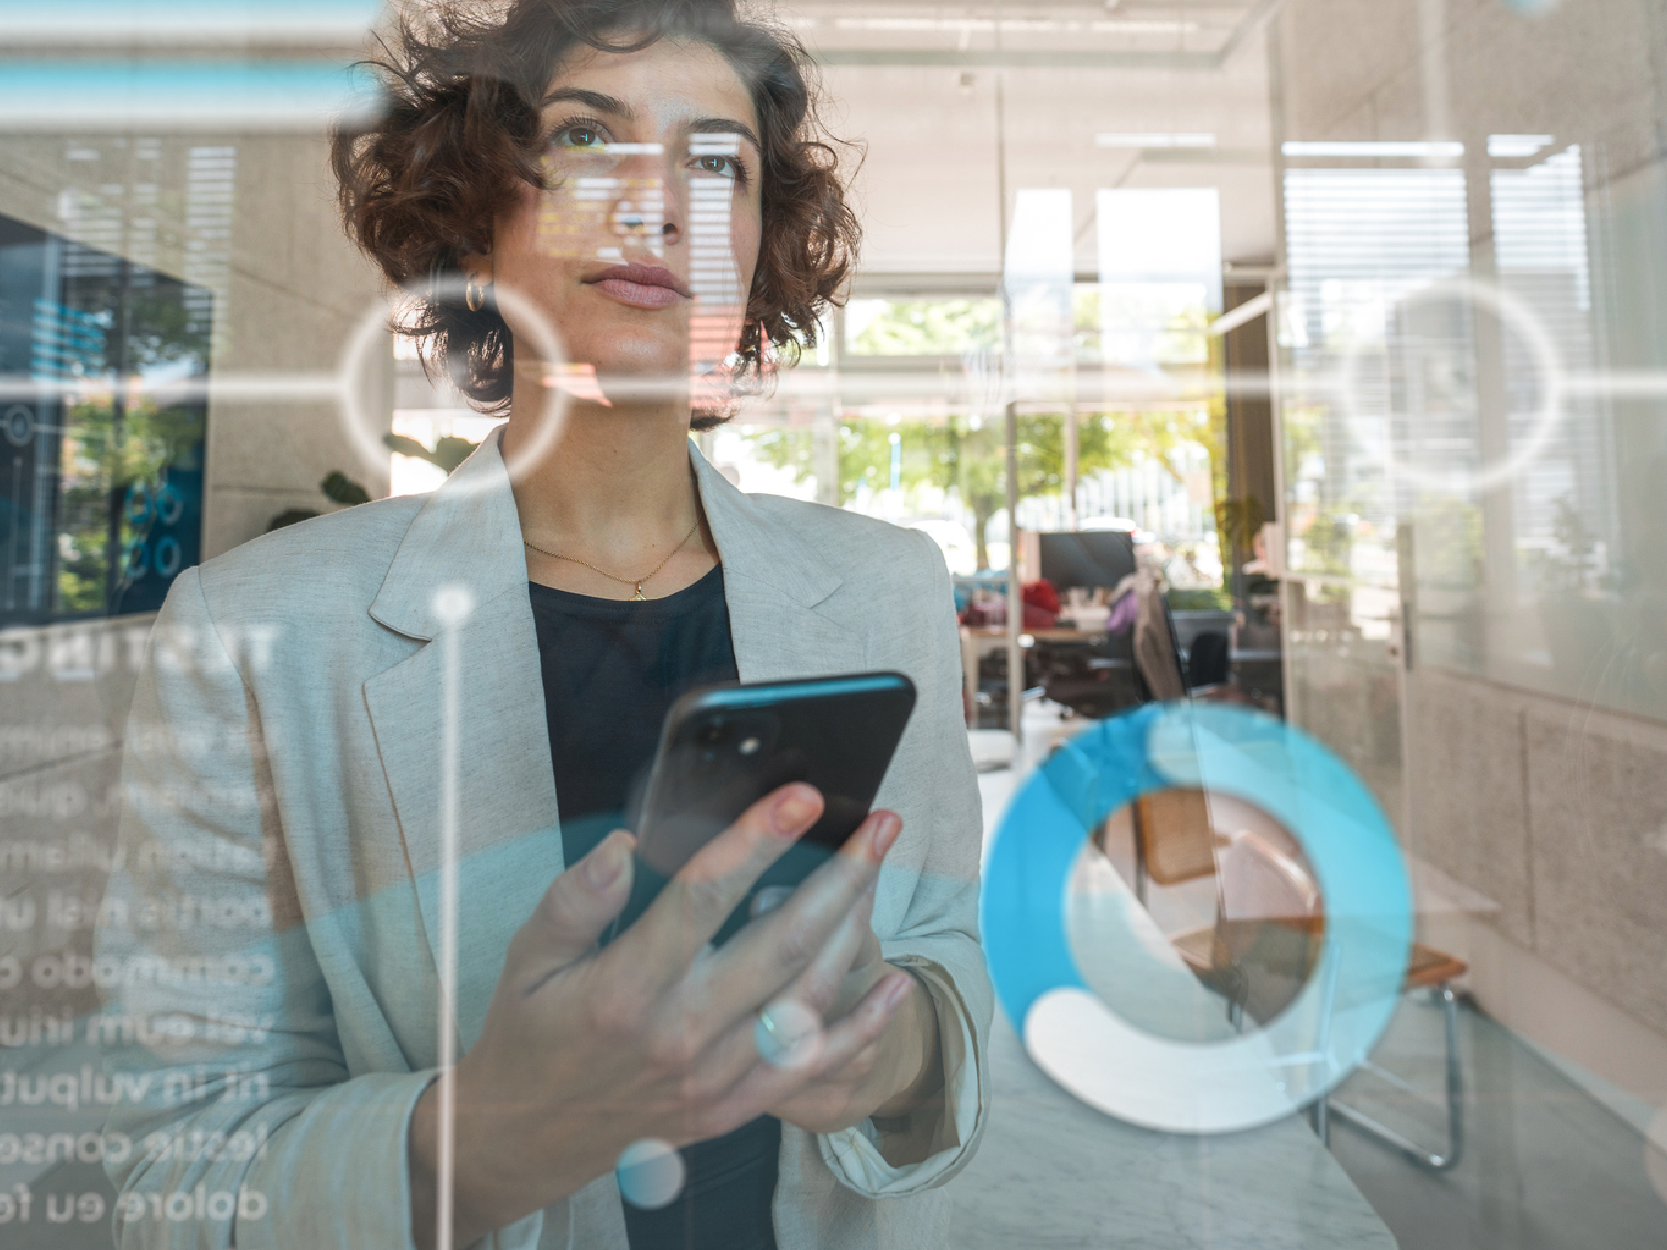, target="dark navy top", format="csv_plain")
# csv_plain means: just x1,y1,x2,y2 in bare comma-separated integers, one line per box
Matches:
530,565,779,1250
